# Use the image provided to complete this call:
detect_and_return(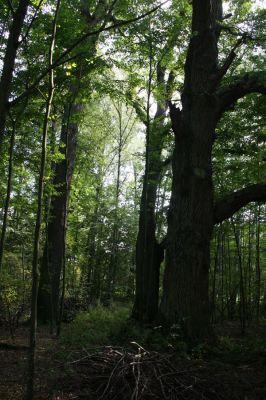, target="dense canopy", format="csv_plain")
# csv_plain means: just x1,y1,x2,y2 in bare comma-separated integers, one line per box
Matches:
0,0,266,399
